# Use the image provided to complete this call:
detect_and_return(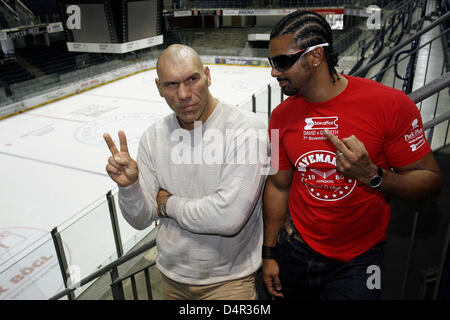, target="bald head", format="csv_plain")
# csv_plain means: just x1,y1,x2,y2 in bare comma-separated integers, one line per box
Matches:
154,44,216,130
156,44,204,79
